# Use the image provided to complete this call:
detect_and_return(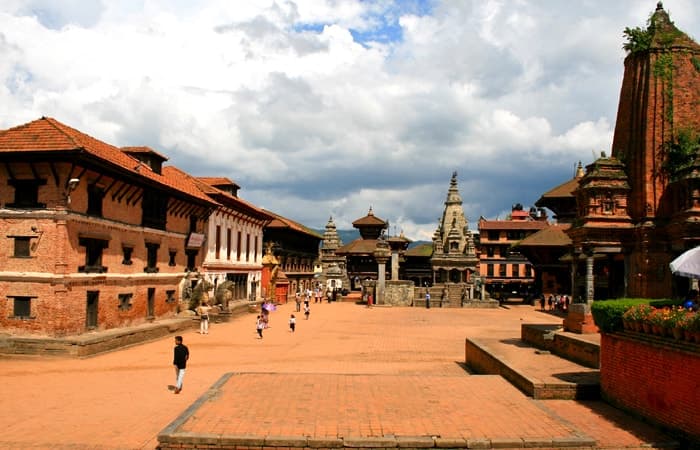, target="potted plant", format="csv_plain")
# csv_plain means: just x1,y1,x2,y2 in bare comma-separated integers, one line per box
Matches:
648,308,670,335
622,304,653,332
684,312,700,343
667,307,690,340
